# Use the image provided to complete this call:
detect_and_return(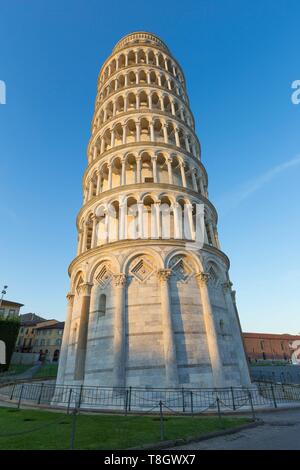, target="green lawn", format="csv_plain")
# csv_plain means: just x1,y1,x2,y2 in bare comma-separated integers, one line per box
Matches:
0,407,250,450
34,363,58,378
1,364,32,376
